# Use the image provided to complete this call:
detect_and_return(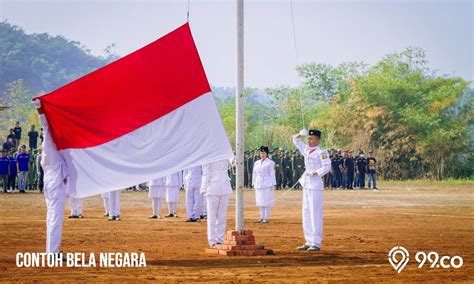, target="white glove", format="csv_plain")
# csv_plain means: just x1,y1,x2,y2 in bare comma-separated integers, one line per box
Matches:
299,129,308,136
32,99,41,108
